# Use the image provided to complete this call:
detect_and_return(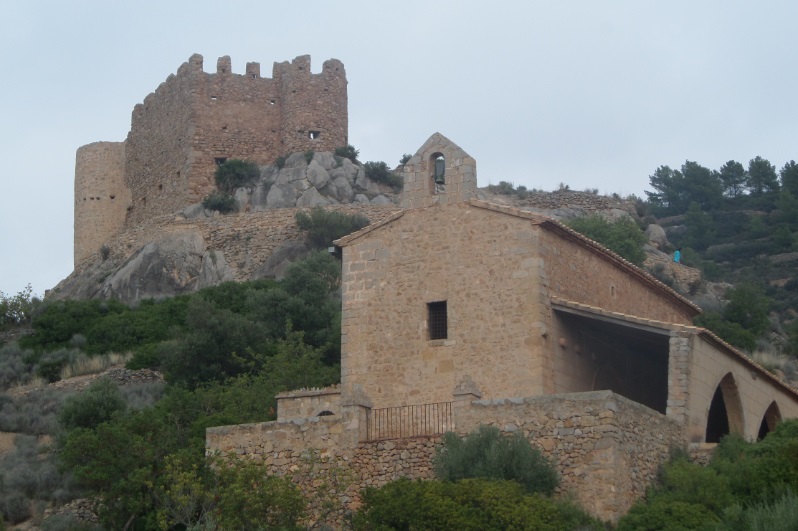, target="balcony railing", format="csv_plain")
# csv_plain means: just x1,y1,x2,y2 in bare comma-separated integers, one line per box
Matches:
366,401,453,441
